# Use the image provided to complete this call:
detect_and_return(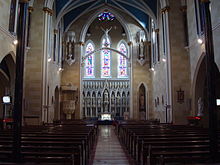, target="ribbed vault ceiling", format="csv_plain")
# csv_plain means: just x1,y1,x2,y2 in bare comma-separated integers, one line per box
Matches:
55,0,158,31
